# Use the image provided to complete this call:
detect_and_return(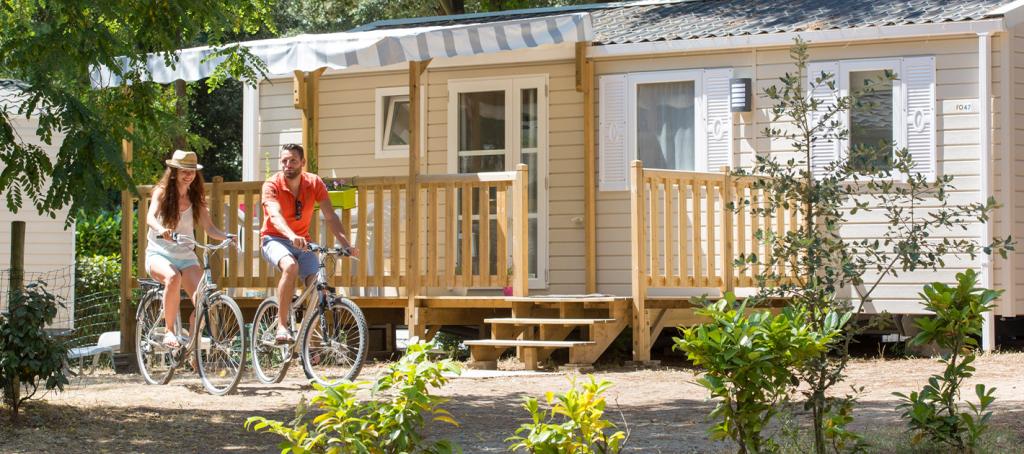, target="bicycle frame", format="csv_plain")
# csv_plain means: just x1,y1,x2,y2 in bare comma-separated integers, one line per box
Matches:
278,245,351,357
169,235,237,359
